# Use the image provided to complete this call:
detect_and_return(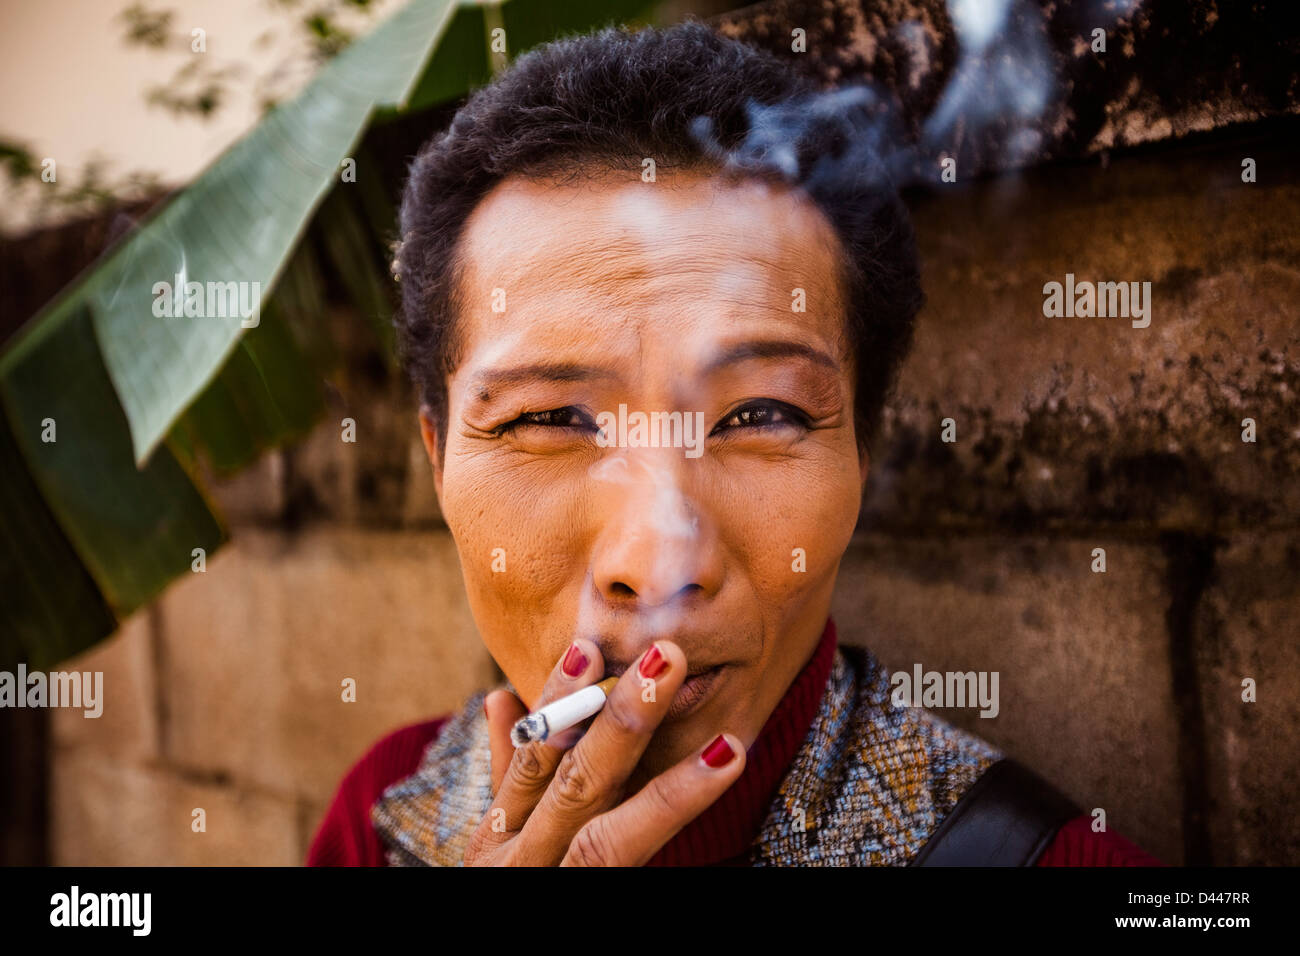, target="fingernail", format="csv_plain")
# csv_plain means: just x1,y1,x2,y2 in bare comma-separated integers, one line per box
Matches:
482,698,489,720
702,734,735,768
638,642,668,680
561,642,589,678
